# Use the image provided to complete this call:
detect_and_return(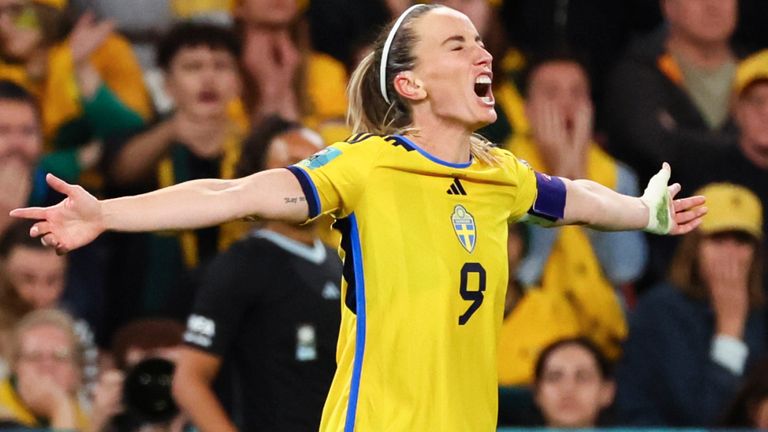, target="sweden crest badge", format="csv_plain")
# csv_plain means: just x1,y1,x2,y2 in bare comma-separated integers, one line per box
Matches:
451,205,476,253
